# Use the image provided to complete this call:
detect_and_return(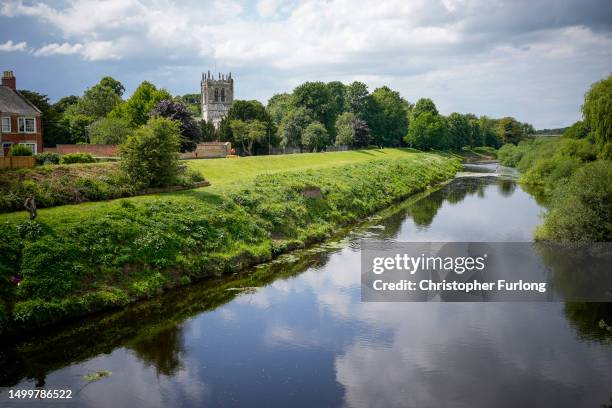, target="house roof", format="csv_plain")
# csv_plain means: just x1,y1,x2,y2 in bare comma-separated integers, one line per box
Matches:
0,86,42,116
